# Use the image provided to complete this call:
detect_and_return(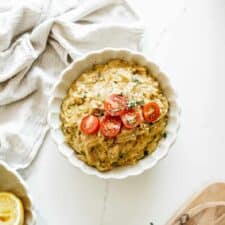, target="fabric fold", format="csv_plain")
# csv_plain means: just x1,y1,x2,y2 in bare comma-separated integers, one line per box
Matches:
0,0,144,169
